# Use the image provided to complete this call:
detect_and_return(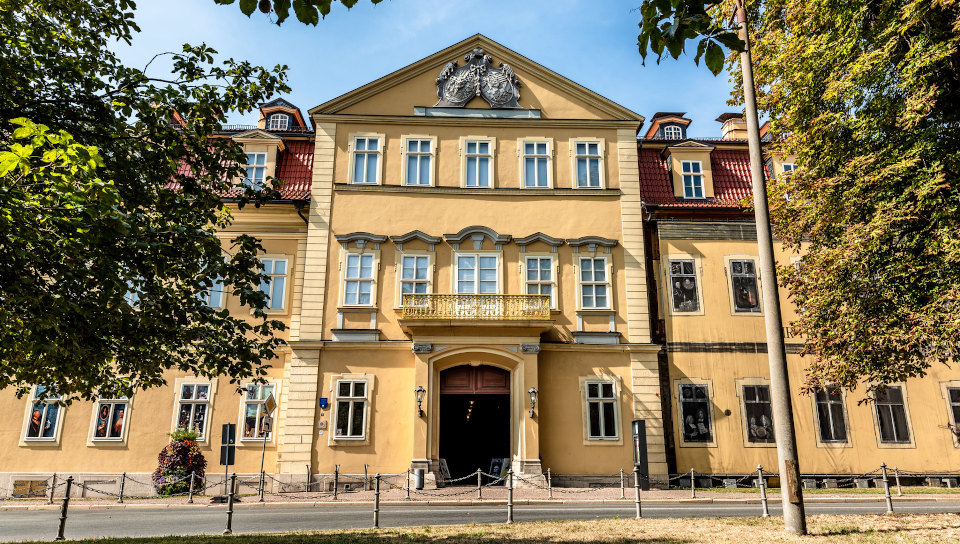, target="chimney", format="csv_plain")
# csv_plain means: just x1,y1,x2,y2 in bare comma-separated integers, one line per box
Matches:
715,112,747,140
